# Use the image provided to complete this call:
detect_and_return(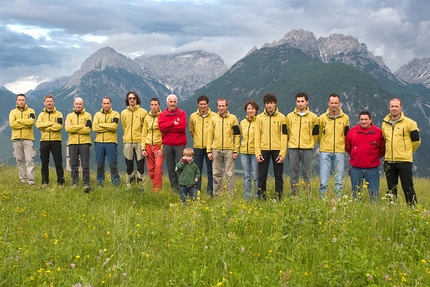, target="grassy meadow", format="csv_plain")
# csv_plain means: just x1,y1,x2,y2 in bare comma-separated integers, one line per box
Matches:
0,165,429,287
